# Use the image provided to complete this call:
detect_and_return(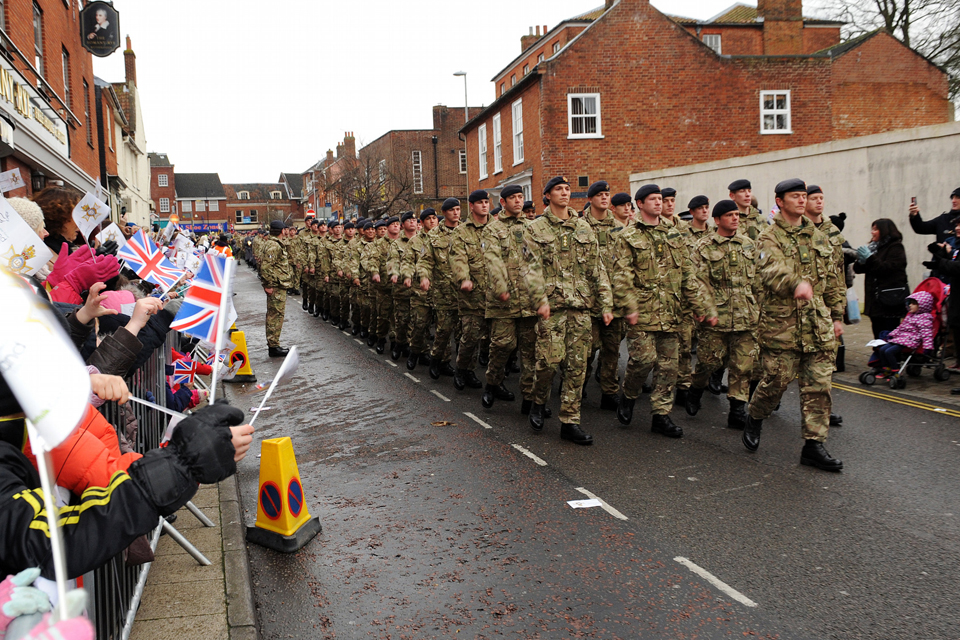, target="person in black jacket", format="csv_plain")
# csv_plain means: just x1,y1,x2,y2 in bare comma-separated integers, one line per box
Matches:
923,217,960,371
909,187,960,244
853,218,909,338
